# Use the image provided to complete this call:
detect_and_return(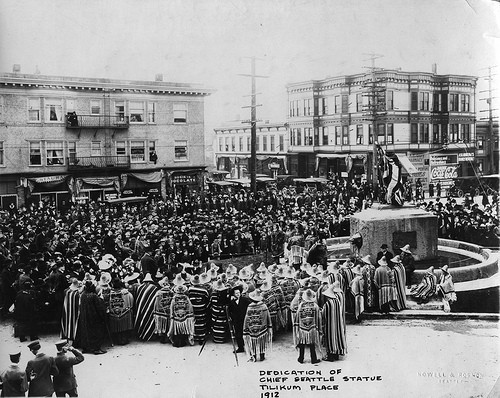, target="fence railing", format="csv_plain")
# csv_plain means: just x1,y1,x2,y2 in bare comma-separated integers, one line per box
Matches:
65,114,130,129
67,155,130,169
